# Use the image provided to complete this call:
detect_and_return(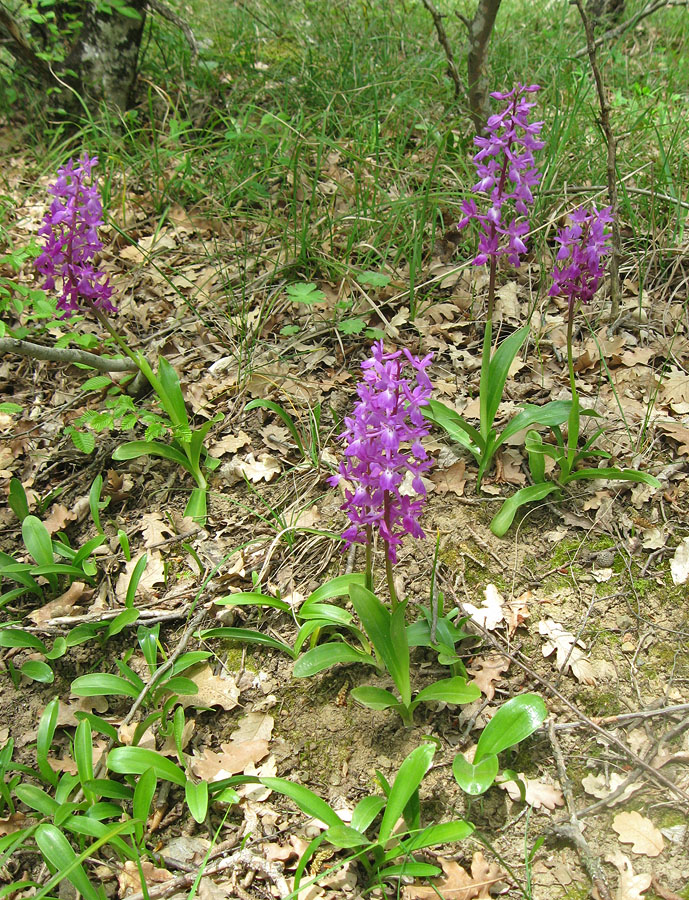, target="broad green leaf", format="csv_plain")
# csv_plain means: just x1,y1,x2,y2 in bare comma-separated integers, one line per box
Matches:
323,824,369,848
525,430,547,483
69,429,96,455
74,713,119,743
8,478,30,523
259,777,341,829
15,784,59,817
157,357,188,428
35,823,101,900
161,677,198,696
485,325,530,430
358,270,391,287
350,686,399,711
36,697,59,786
395,819,474,854
198,627,296,659
133,768,157,843
184,487,208,523
62,815,136,861
71,674,141,699
74,720,94,788
45,637,67,660
421,399,482,455
22,516,53,567
0,629,47,652
125,554,148,608
389,602,411,706
377,743,435,845
411,676,480,710
349,584,409,701
107,747,186,786
563,468,661,487
306,573,366,604
106,608,140,637
452,753,499,796
351,795,385,833
376,862,441,879
490,483,560,537
214,592,291,612
499,400,573,445
171,652,212,675
293,643,374,677
80,375,113,392
298,602,353,625
474,693,547,763
185,779,208,824
112,441,190,471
